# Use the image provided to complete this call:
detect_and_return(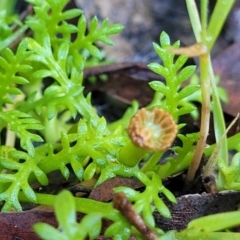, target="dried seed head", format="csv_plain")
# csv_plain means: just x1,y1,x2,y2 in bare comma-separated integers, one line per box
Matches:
128,108,178,151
